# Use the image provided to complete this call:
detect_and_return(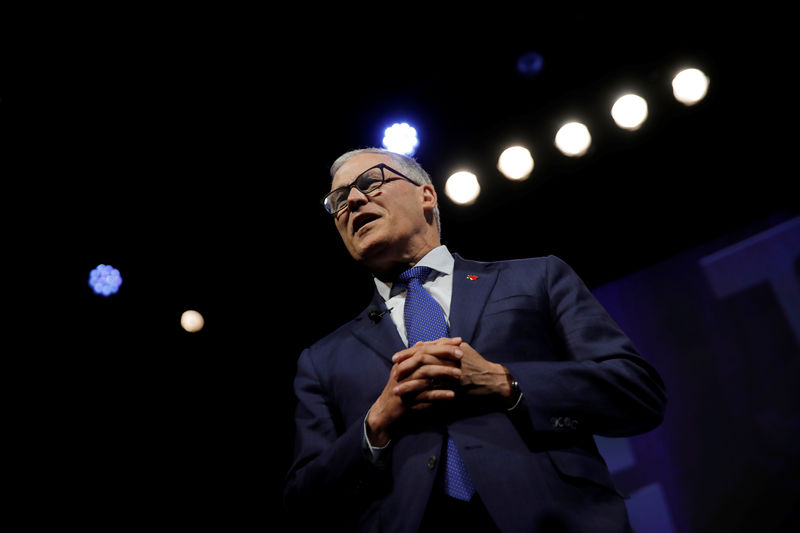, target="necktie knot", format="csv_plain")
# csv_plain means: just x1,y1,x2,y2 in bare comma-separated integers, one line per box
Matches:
397,266,432,285
398,266,445,345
